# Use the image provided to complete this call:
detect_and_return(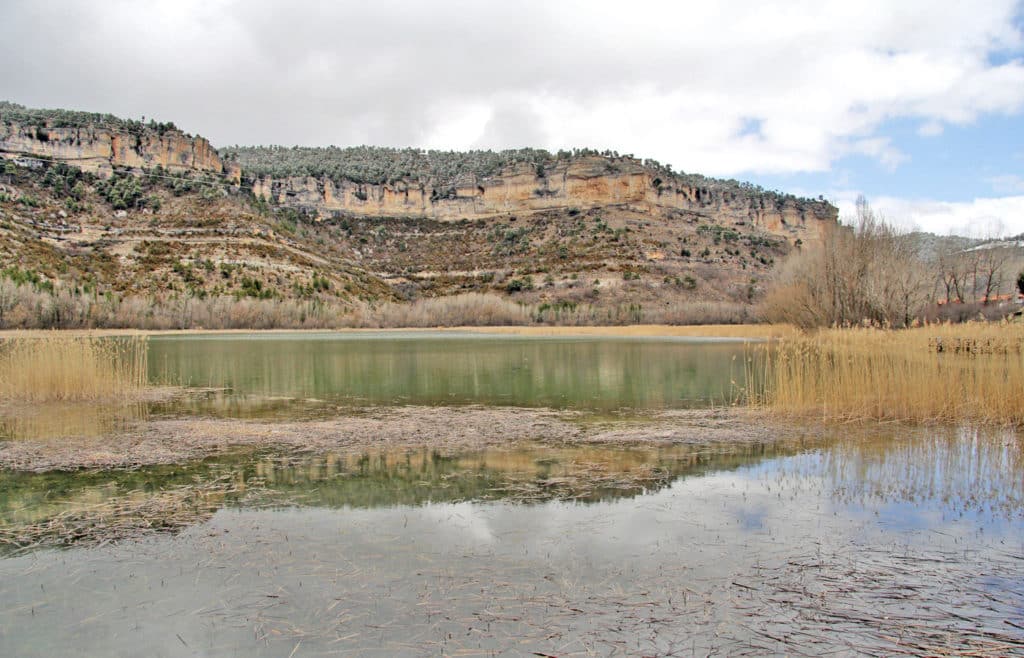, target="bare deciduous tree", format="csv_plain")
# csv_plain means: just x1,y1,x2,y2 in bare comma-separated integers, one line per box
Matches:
977,244,1012,304
762,196,932,328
